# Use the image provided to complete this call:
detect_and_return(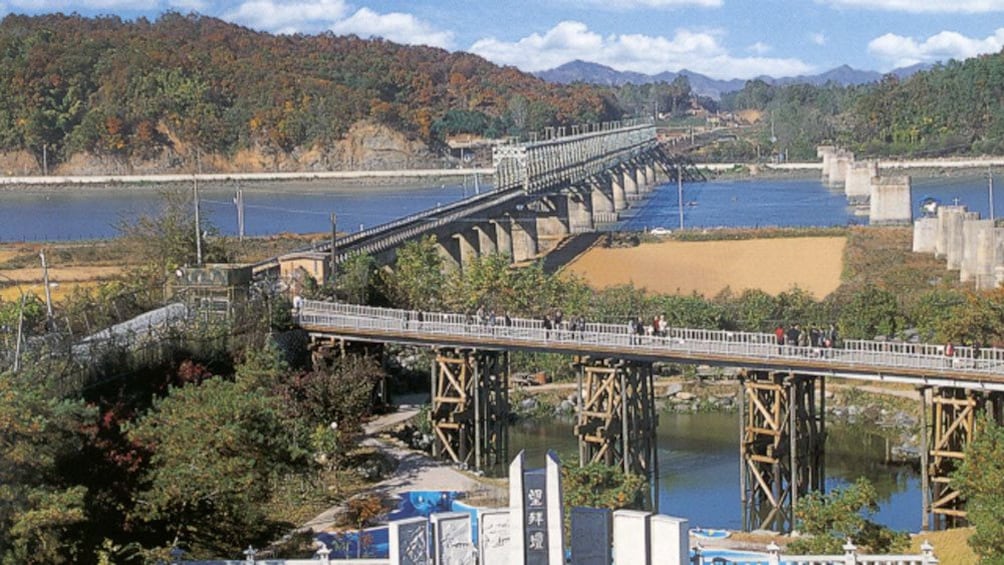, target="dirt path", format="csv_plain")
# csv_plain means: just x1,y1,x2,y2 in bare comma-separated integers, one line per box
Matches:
563,237,846,298
303,404,504,532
